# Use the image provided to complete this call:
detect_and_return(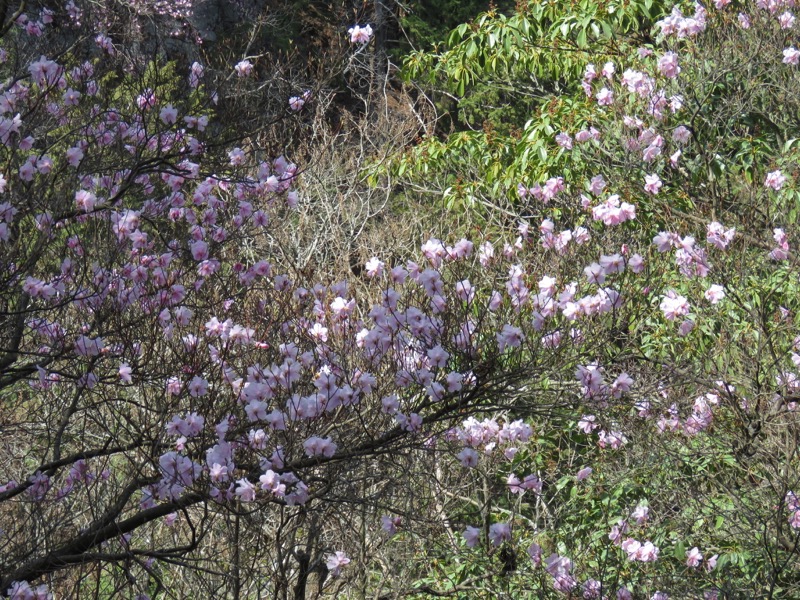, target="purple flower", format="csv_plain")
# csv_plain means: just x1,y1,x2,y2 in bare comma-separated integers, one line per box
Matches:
488,522,511,546
463,525,481,547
